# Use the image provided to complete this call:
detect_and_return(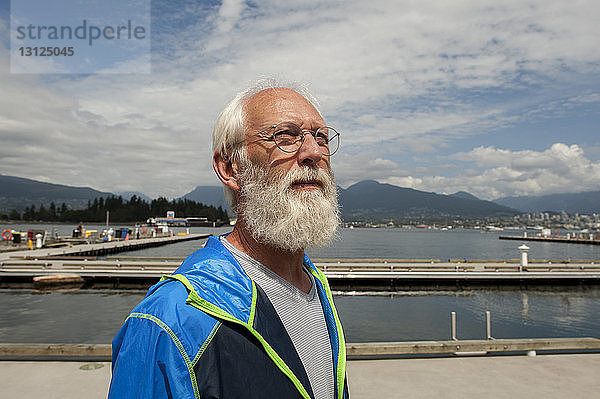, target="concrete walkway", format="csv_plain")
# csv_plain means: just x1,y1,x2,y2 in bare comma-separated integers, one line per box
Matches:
1,360,111,399
347,354,600,398
2,354,599,398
